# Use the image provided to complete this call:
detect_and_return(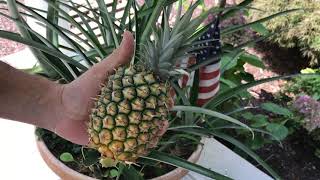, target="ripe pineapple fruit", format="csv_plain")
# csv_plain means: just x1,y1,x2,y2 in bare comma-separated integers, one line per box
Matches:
88,65,172,162
88,1,211,163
